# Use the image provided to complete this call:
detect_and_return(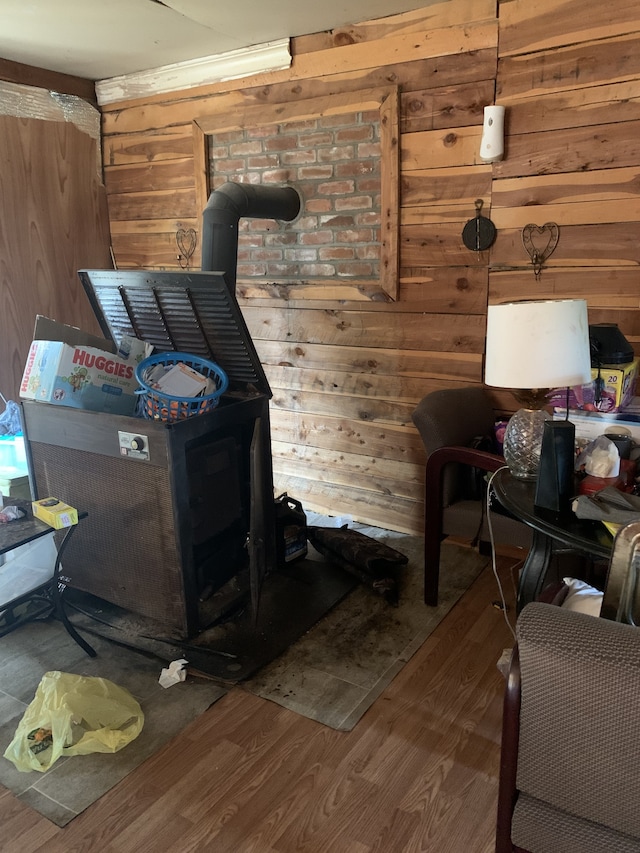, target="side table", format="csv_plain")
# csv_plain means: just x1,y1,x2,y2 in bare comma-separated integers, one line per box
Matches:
491,469,613,611
0,498,95,656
